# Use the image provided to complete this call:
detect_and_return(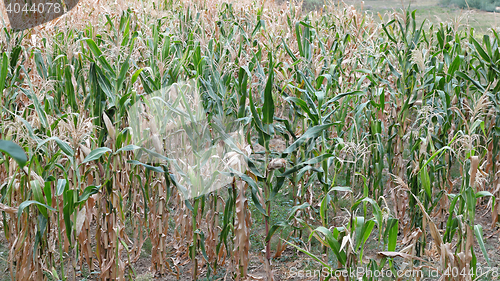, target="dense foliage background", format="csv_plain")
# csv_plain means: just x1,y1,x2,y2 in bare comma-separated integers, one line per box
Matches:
0,0,499,280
